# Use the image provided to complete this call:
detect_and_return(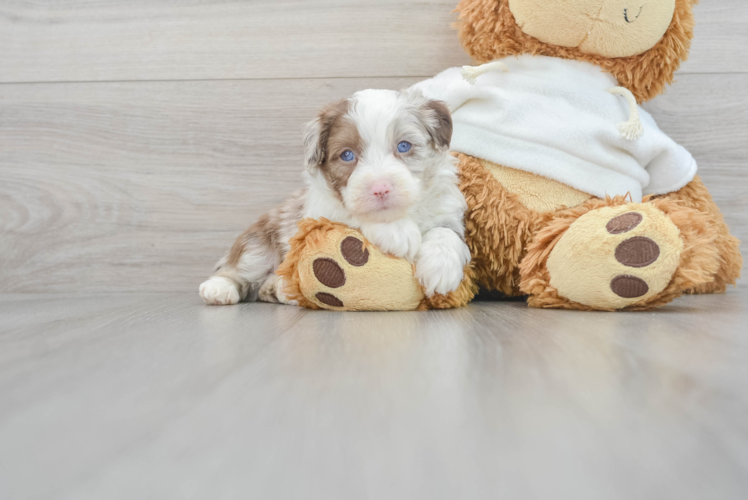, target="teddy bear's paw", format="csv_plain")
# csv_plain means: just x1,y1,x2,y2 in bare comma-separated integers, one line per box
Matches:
545,204,684,310
294,227,425,311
